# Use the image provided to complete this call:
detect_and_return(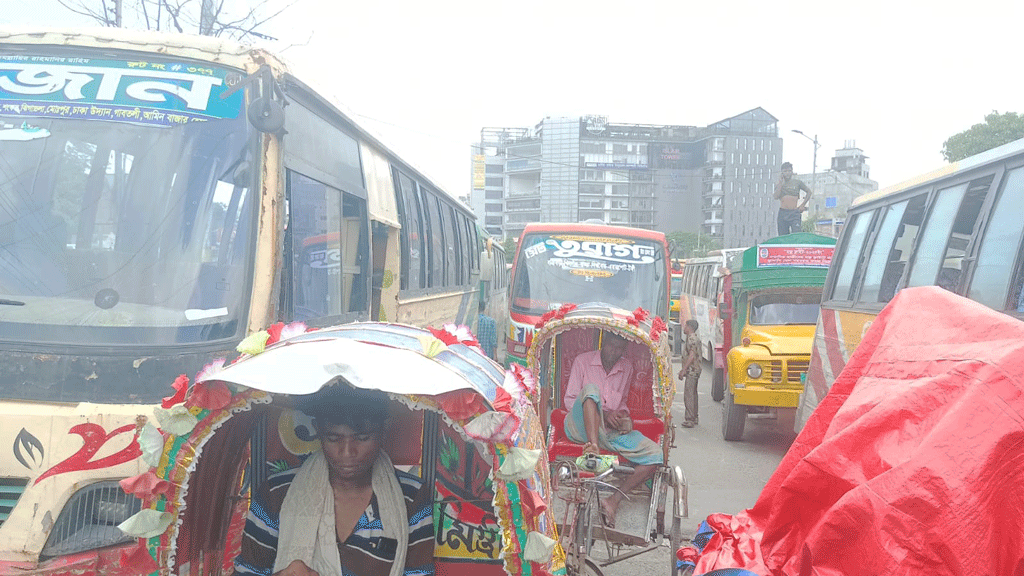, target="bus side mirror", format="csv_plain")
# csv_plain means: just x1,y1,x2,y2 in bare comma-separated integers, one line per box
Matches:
718,301,728,316
231,65,286,134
